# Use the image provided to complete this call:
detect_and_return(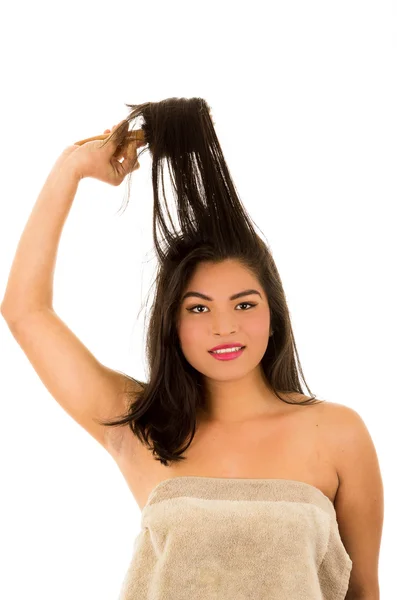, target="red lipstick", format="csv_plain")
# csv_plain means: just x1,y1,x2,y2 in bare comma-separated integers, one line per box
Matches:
208,343,246,361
